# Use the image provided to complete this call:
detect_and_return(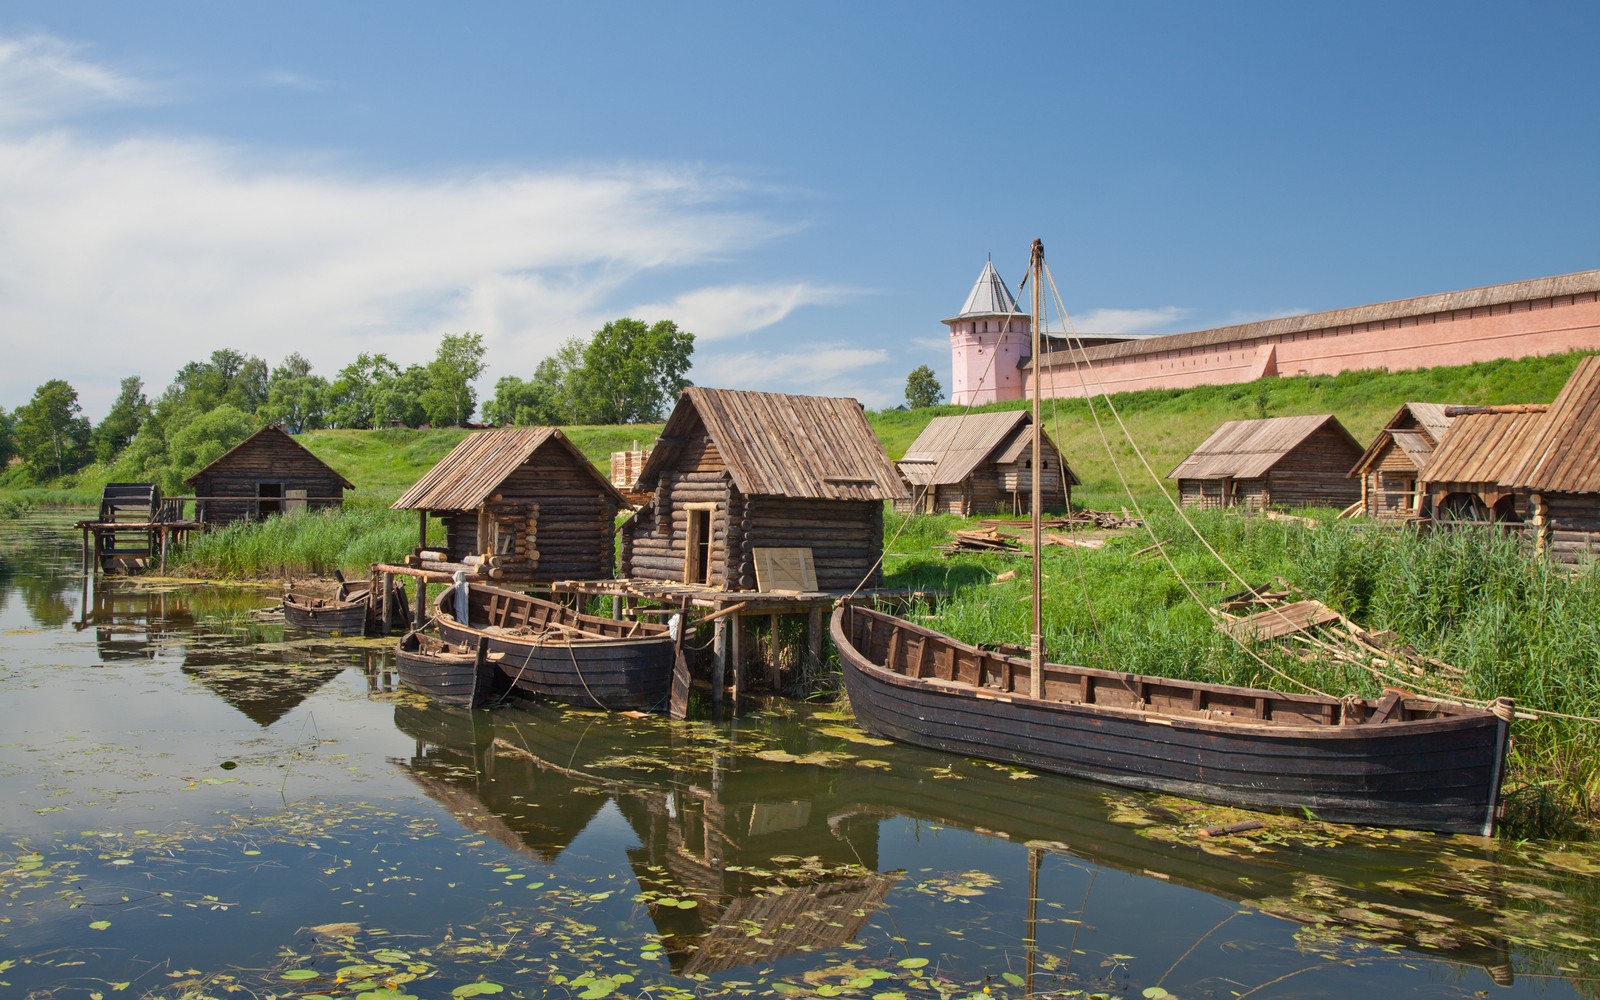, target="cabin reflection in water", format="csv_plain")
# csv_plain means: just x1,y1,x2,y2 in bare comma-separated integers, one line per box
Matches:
391,705,893,974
